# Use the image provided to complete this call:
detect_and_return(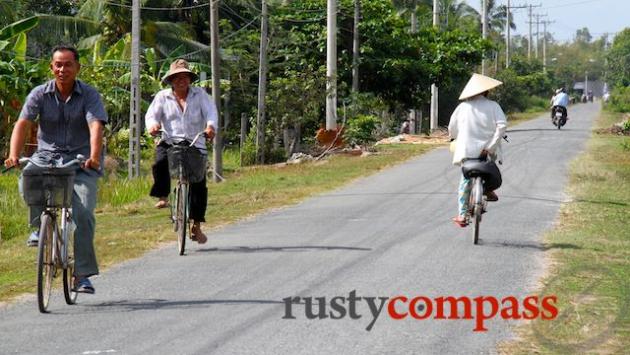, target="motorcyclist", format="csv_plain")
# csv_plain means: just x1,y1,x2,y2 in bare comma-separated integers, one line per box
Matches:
550,88,569,122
